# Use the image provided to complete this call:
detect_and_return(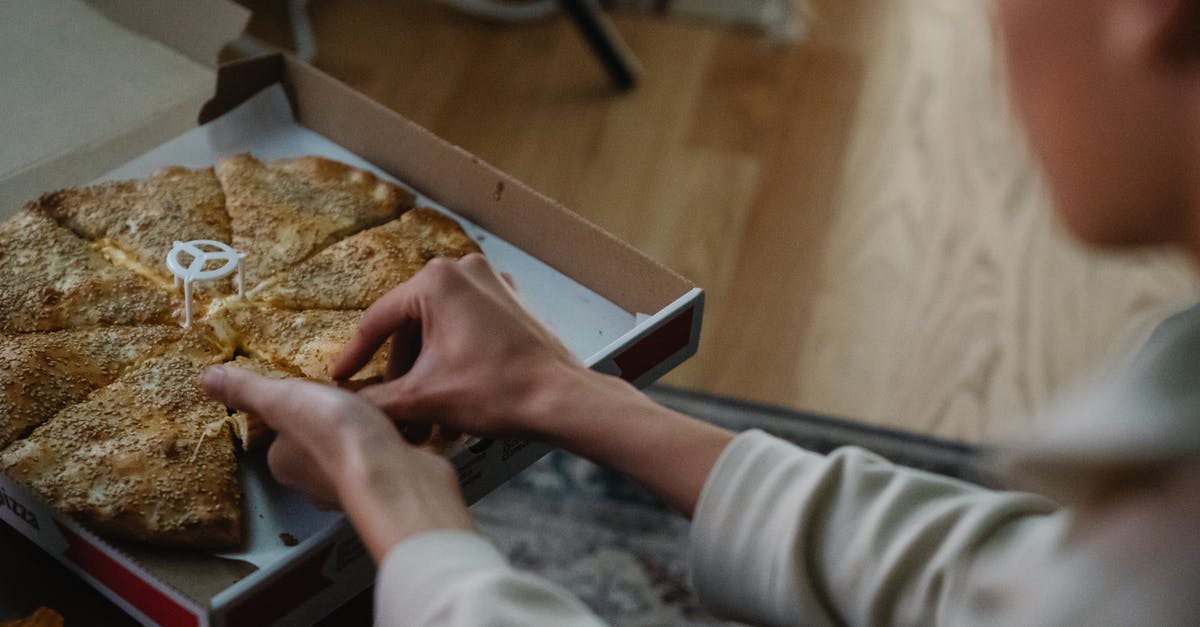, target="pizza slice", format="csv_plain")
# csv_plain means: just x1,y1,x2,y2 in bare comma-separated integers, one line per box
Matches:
0,207,178,332
251,207,482,310
216,154,414,289
0,340,240,549
35,167,230,291
0,325,190,449
209,301,388,382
